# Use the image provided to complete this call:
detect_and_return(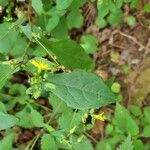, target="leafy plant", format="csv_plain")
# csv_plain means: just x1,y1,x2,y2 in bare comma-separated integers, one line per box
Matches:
0,0,149,149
